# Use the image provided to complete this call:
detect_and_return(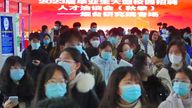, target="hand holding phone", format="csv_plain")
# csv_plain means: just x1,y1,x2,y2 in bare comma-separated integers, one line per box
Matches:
4,96,19,108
